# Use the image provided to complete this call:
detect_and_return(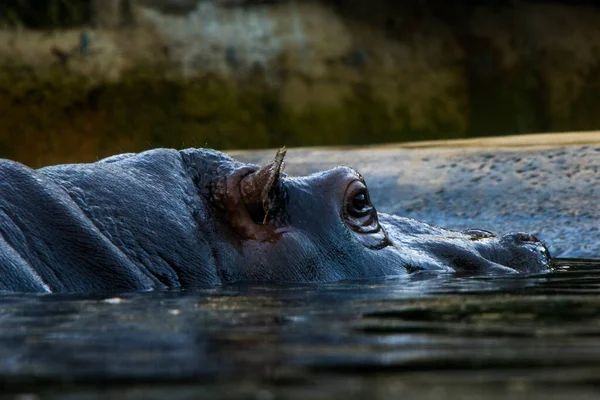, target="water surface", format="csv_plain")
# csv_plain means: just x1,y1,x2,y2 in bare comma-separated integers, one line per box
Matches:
2,258,600,399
